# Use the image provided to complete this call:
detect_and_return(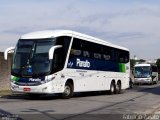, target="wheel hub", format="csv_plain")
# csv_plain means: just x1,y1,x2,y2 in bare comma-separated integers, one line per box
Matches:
64,86,70,96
